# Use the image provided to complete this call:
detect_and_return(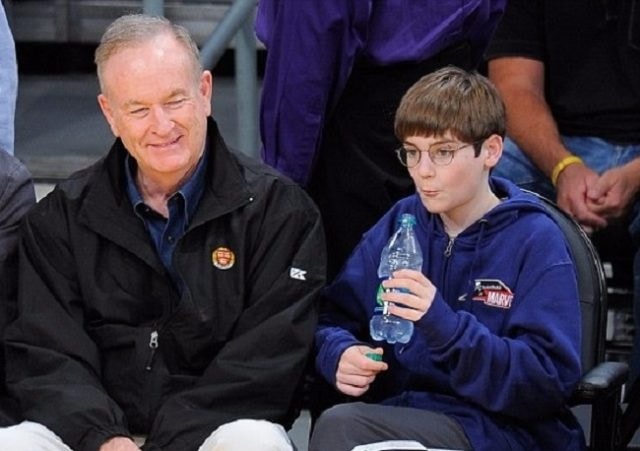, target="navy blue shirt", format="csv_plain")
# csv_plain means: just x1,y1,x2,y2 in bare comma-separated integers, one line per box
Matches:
126,150,207,293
